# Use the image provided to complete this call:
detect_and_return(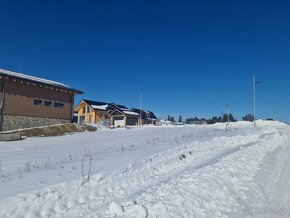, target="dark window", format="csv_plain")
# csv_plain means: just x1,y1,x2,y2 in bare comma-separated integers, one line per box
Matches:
44,101,52,107
54,102,64,108
79,116,85,123
82,106,86,114
34,99,42,106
